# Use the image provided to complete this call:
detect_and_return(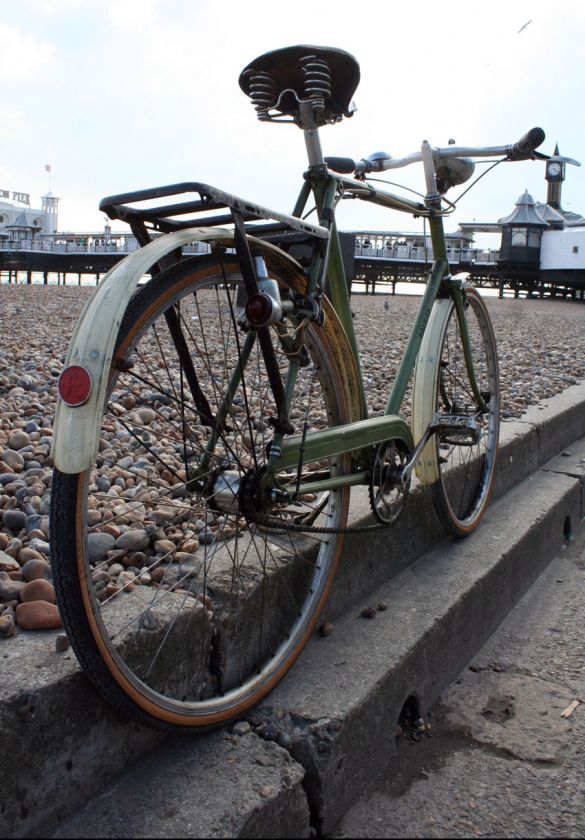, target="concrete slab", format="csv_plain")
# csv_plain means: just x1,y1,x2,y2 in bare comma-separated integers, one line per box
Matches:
248,468,583,834
46,730,309,839
515,380,585,466
542,436,585,517
0,634,163,839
